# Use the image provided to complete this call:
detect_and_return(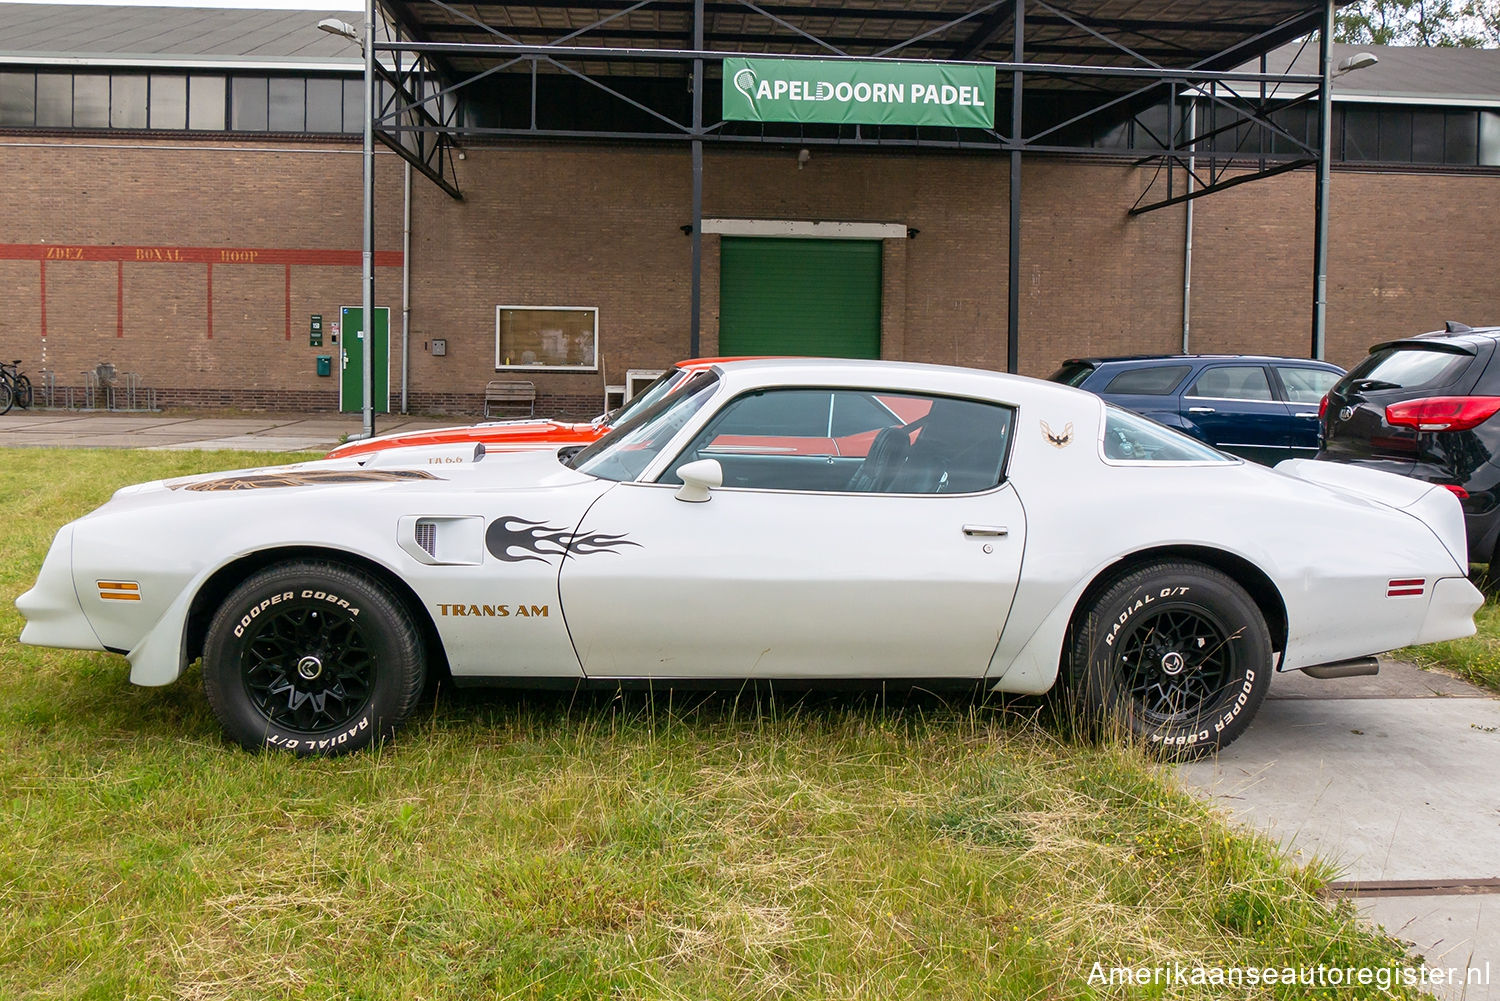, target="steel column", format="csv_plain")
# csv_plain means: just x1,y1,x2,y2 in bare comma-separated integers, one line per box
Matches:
1311,0,1333,360
690,0,704,358
1006,0,1023,374
360,0,377,439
